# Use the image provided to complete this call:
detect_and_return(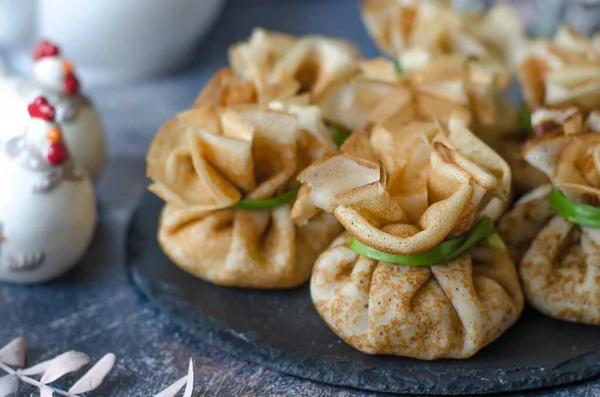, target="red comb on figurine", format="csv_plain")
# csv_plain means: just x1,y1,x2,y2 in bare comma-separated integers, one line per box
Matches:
33,40,60,61
47,143,69,165
28,96,56,122
64,74,80,95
